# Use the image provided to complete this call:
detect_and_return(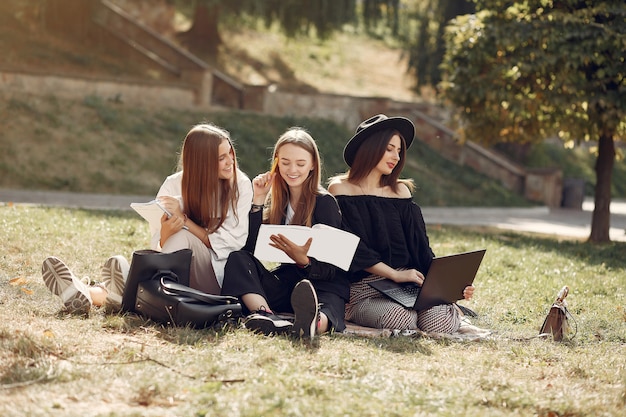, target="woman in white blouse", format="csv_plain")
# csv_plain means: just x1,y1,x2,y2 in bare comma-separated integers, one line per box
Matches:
154,123,253,294
41,123,252,314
